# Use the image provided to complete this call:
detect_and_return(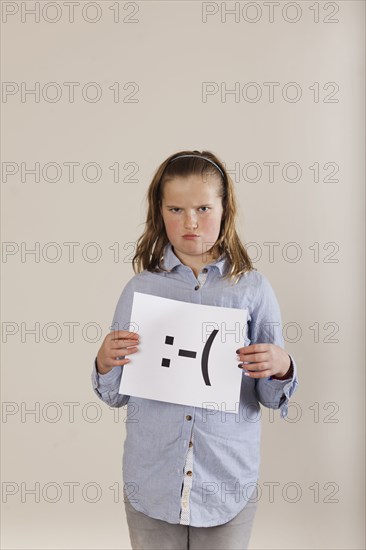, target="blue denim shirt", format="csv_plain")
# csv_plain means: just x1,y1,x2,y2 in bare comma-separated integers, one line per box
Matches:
91,242,299,527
